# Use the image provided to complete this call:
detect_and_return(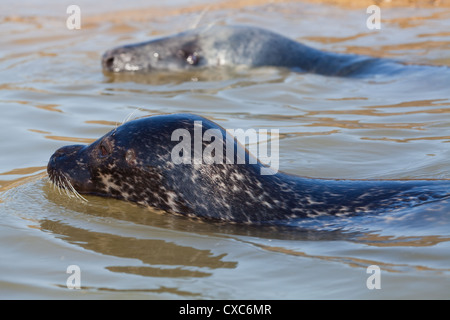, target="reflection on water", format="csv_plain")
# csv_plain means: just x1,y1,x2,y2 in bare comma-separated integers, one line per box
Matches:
40,219,237,278
255,241,450,273
1,0,450,299
1,170,449,298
